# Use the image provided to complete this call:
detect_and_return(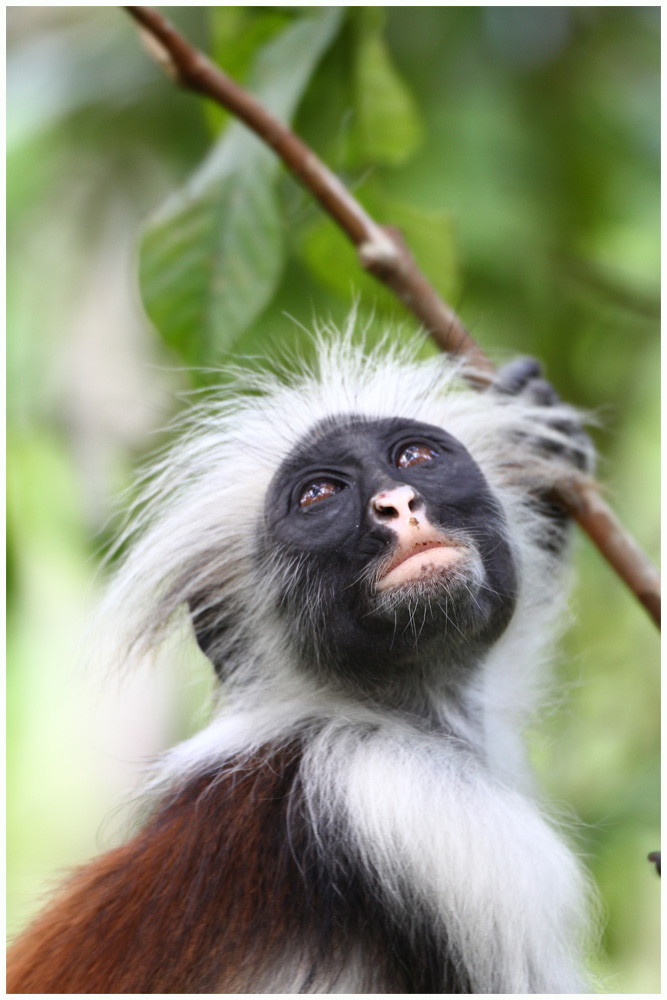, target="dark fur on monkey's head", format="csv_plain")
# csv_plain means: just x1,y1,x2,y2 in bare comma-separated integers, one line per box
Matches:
101,326,592,719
